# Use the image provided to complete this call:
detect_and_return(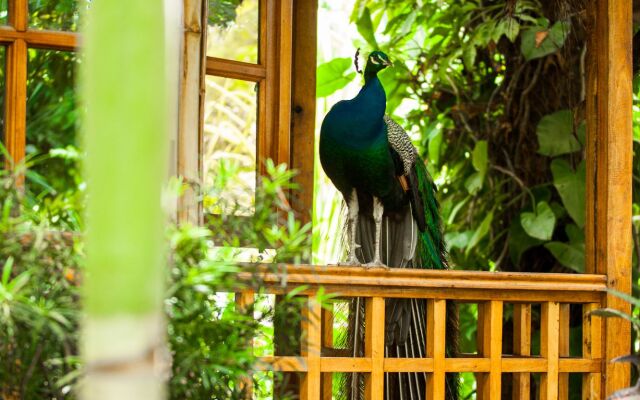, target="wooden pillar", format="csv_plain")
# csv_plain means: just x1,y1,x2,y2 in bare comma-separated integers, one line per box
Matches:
290,0,318,225
177,0,207,224
586,0,633,396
